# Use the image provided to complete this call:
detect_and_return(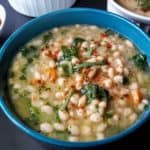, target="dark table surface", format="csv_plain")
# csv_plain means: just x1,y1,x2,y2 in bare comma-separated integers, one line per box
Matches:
0,0,150,150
